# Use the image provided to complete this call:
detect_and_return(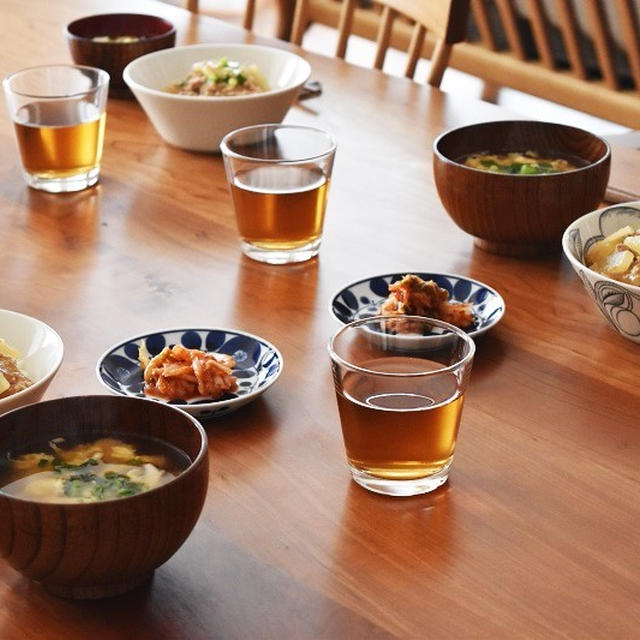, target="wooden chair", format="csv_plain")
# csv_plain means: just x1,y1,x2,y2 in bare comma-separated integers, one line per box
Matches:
161,1,256,30
290,0,471,87
288,0,640,128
